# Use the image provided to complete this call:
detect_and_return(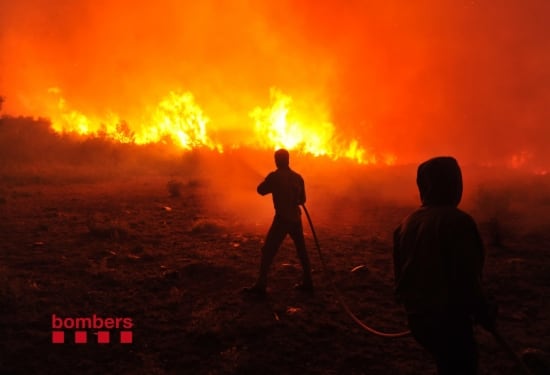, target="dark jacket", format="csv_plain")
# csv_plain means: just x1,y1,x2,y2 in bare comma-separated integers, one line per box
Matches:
257,166,305,222
393,157,486,316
